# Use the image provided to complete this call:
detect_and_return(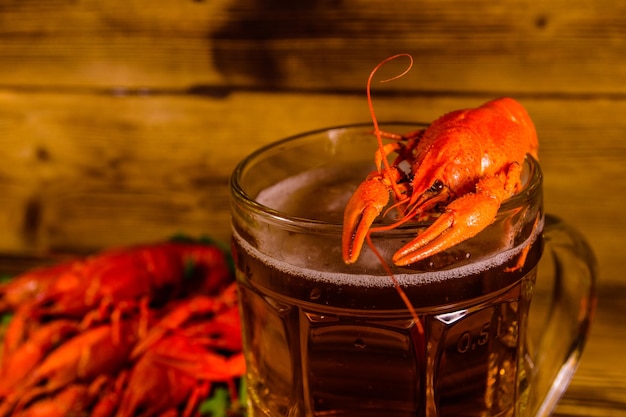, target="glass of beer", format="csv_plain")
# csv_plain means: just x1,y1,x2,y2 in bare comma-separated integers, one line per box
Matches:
230,123,597,417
